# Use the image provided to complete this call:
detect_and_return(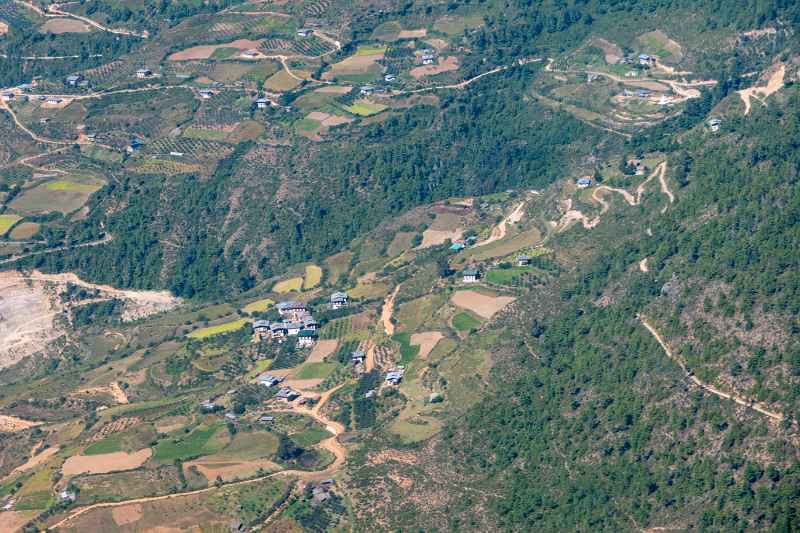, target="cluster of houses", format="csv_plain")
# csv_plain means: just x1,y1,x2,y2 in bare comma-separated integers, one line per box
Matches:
257,375,301,403
309,479,335,506
462,268,480,283
253,300,318,347
136,68,153,79
65,74,85,87
252,293,348,347
621,88,653,99
359,84,387,96
616,54,657,67
626,158,647,176
386,367,406,385
421,49,436,65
